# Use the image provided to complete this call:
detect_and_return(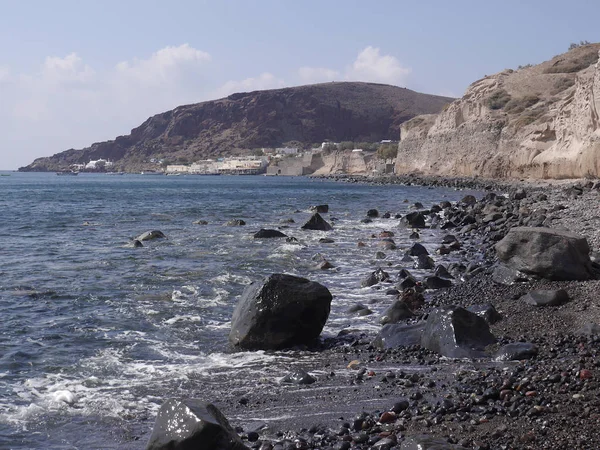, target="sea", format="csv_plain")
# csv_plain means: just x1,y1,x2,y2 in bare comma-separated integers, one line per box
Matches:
0,172,481,449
